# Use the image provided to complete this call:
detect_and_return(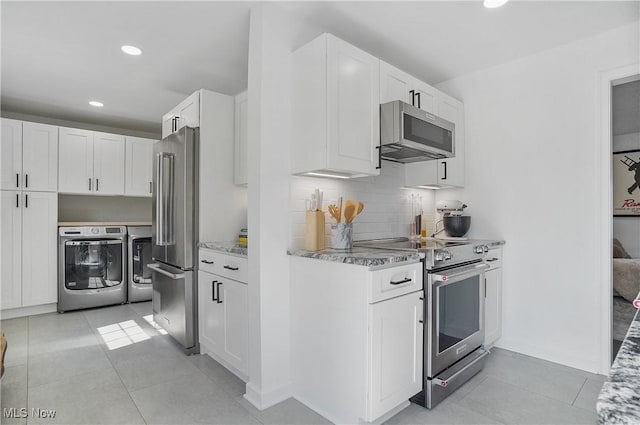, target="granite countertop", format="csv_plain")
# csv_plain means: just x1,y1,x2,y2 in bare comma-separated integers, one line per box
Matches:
597,292,640,424
287,247,423,267
199,241,247,257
